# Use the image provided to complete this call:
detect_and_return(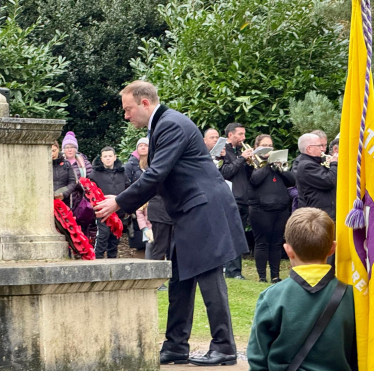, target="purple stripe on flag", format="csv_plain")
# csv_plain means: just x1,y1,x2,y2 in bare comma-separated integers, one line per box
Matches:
352,191,374,279
365,191,374,279
353,225,367,274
